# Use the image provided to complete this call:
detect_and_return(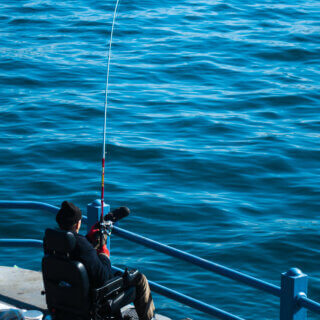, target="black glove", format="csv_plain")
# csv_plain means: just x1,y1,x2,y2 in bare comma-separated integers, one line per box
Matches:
123,268,140,288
